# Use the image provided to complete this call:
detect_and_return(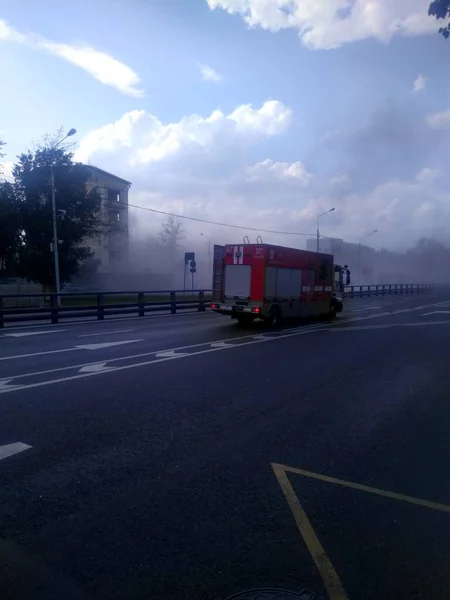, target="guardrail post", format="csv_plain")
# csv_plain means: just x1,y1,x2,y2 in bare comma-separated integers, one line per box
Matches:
350,286,354,299
359,285,362,298
0,296,3,328
97,294,104,321
50,294,59,324
138,292,145,317
171,291,176,314
198,290,205,312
